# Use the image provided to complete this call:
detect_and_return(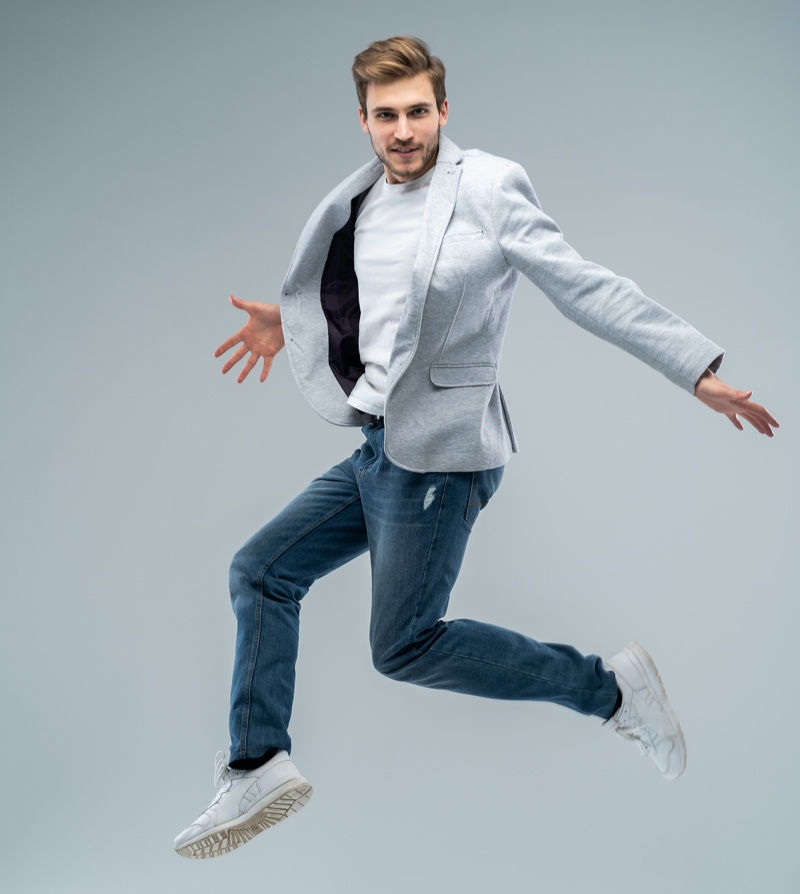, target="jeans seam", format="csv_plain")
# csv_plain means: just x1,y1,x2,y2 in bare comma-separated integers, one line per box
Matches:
422,643,607,695
465,471,479,527
238,591,262,756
